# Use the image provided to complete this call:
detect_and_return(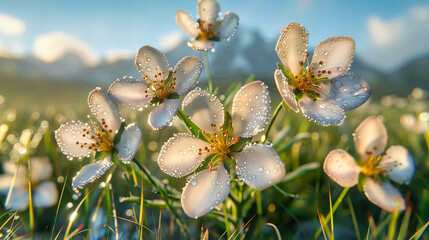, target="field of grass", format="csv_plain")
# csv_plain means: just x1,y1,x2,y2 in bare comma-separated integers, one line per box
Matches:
0,74,428,240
